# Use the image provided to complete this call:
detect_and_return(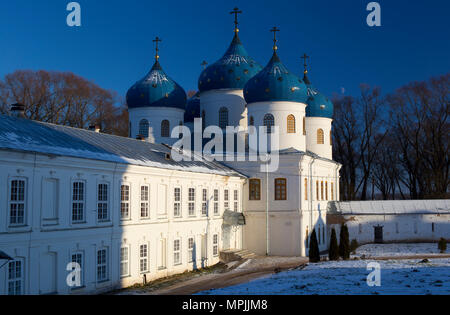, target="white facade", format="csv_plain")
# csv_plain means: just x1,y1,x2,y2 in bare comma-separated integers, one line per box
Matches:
305,117,333,160
200,89,248,130
328,200,450,245
247,101,307,152
0,149,244,295
129,107,185,145
225,152,341,257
